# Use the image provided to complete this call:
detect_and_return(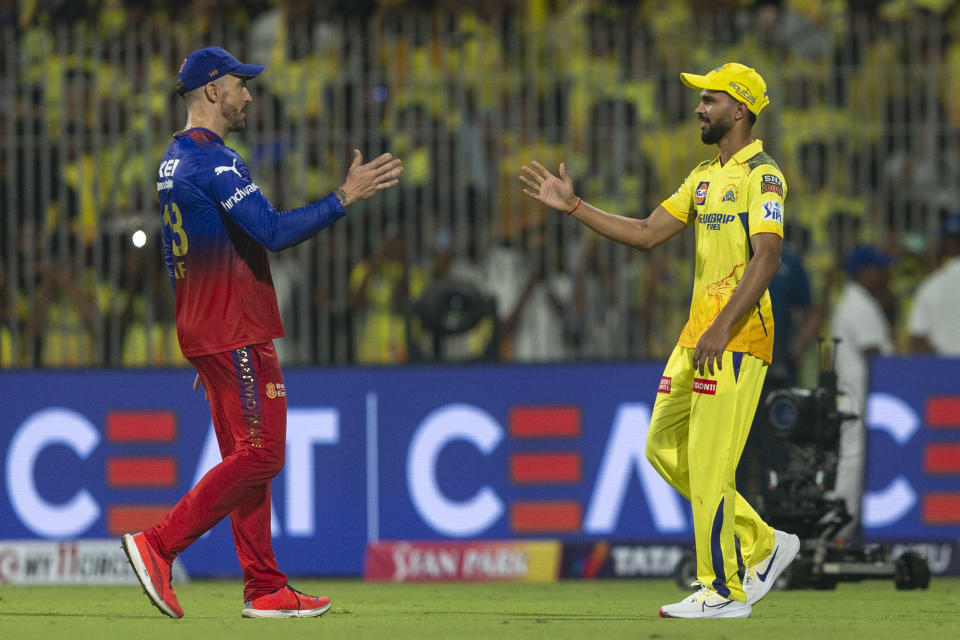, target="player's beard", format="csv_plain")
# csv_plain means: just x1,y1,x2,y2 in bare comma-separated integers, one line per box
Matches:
222,102,247,133
700,112,732,145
